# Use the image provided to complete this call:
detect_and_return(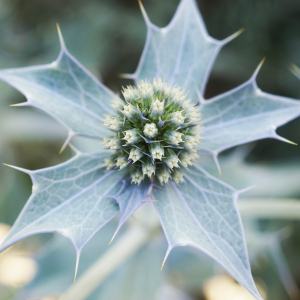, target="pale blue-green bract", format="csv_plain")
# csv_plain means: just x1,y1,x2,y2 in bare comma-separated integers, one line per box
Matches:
1,0,300,299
